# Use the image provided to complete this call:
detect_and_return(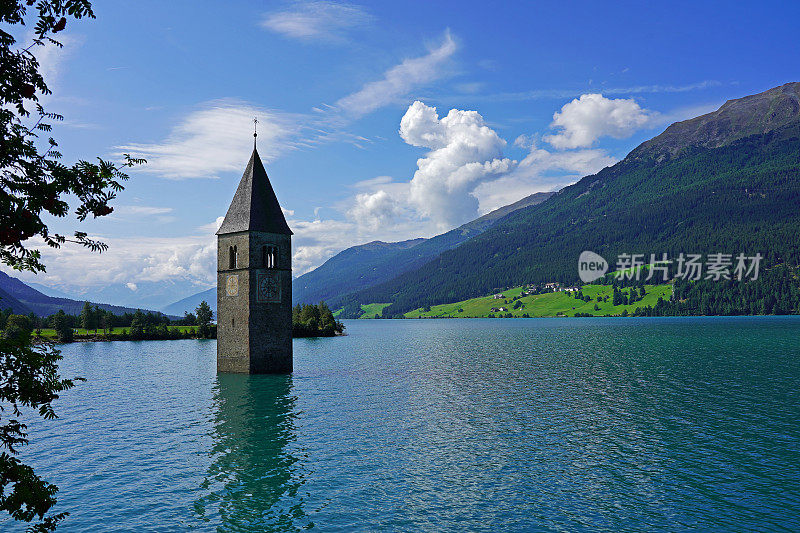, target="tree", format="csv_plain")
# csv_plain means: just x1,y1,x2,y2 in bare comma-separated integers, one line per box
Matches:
0,2,142,529
99,311,113,335
79,301,95,332
299,303,320,332
182,312,196,326
0,309,11,330
129,310,145,340
317,302,334,330
1,2,144,273
195,301,213,326
292,302,344,337
0,336,81,531
612,288,623,306
195,301,213,339
92,305,101,333
51,310,72,343
3,314,32,342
